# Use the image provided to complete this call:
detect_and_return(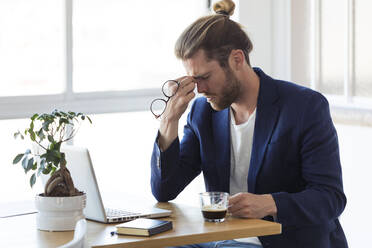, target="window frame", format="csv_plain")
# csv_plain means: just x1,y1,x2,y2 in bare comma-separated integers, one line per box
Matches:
310,0,372,125
0,0,208,120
